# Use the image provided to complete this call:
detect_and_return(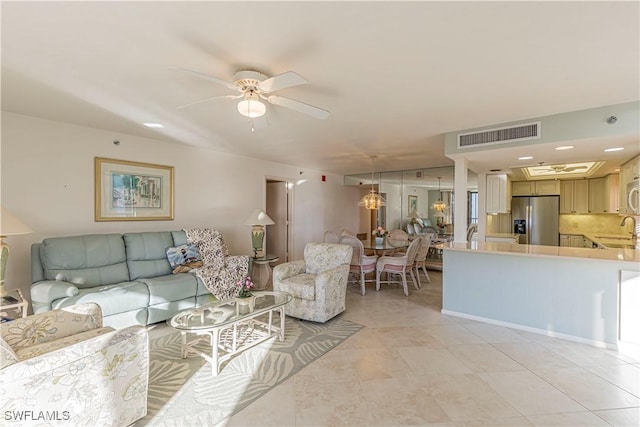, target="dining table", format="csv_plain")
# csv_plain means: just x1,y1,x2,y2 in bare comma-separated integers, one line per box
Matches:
362,238,409,256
